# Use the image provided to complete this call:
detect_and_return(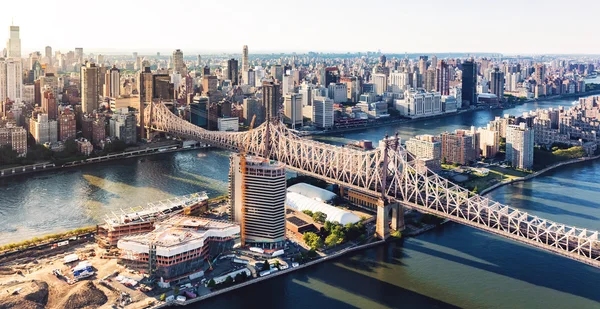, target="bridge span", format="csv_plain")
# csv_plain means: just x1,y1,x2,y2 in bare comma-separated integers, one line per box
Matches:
140,101,600,268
